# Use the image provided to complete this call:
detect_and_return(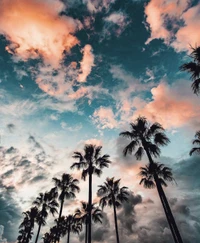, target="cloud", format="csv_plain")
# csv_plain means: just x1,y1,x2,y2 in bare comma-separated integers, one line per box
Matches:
77,44,95,83
145,0,200,52
92,106,118,129
83,0,116,13
132,81,200,129
104,12,130,37
0,0,80,67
